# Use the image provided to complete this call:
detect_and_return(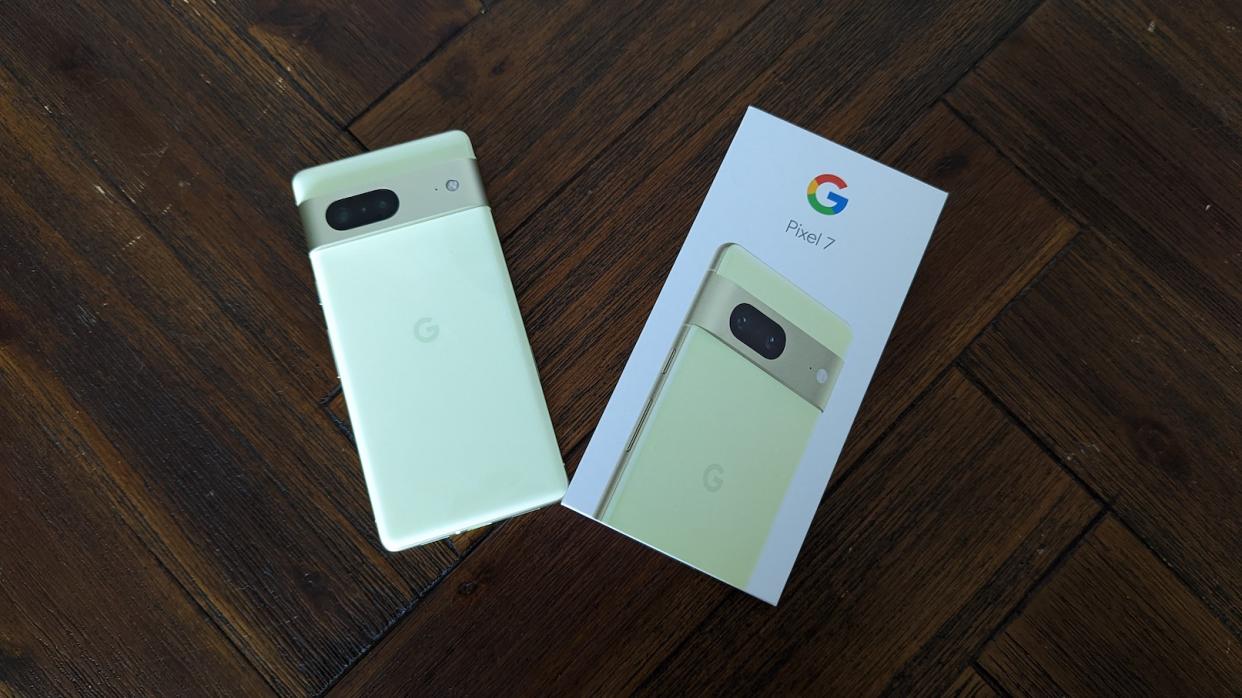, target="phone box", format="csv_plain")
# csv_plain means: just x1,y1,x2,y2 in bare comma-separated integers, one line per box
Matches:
562,107,947,603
